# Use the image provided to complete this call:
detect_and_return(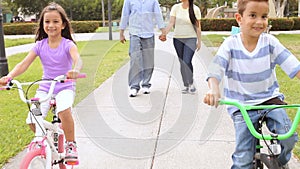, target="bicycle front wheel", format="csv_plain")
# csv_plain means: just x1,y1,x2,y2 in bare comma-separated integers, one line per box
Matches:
20,148,67,169
20,149,48,169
